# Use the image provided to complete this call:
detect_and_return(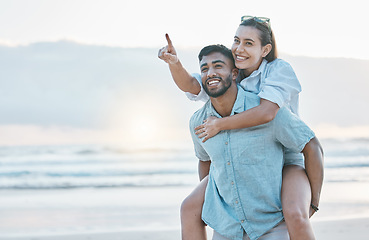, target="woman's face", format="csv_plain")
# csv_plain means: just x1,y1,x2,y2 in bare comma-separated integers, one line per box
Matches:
231,25,271,76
